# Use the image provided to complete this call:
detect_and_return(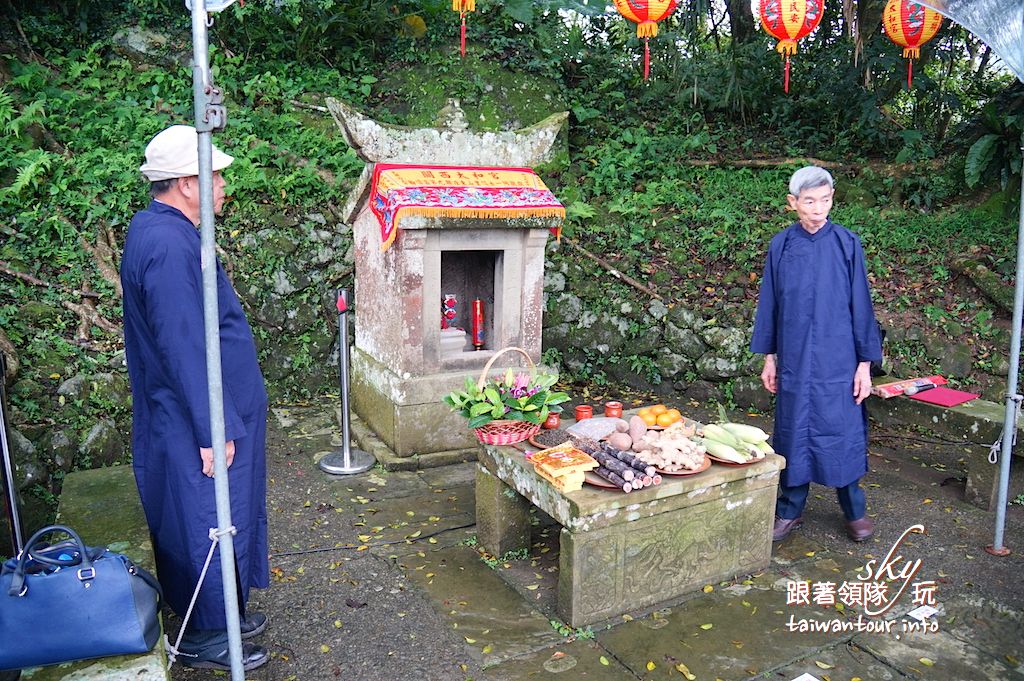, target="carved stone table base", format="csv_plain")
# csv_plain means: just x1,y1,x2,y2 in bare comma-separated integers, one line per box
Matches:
476,445,785,627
